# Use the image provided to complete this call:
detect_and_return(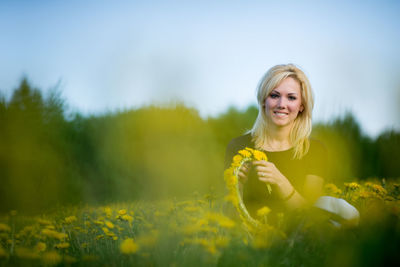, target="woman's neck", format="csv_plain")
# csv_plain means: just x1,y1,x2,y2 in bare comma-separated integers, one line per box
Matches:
263,125,292,151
